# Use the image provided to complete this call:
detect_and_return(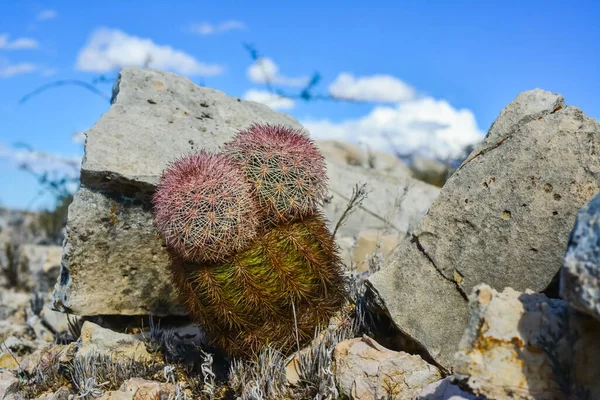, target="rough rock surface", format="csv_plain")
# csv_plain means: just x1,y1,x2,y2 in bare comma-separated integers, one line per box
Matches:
53,66,438,316
324,161,438,238
76,321,153,362
351,229,402,272
411,155,451,188
97,378,177,400
417,377,482,400
454,284,600,400
368,89,600,368
316,139,413,179
333,336,441,400
560,191,600,319
0,370,18,399
20,245,62,291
